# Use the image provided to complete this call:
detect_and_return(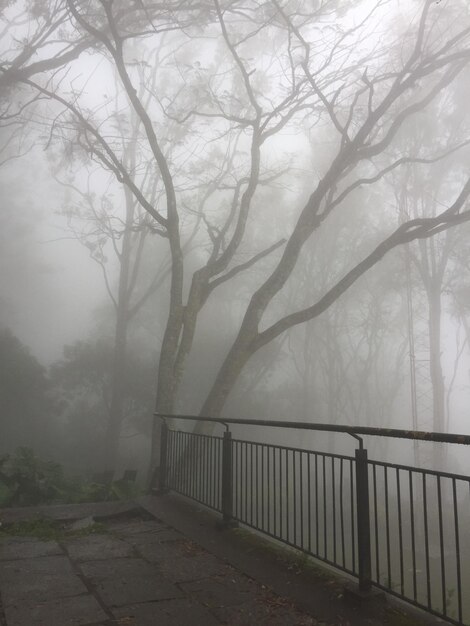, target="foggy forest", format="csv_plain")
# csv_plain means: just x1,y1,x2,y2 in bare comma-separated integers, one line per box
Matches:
3,0,470,622
2,0,470,474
